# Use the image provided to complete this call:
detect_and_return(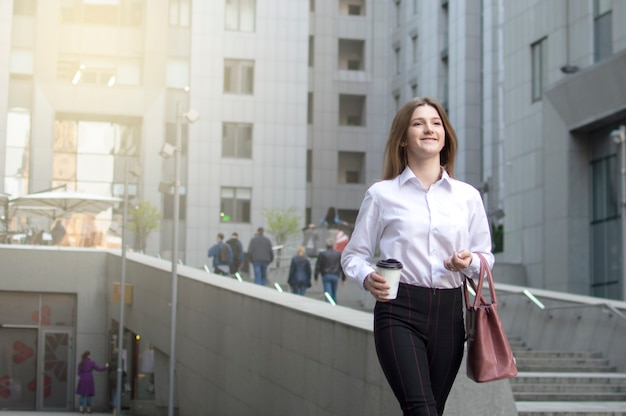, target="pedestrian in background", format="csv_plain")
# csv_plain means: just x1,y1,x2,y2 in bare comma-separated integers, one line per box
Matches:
207,233,233,276
247,227,274,285
314,238,345,304
341,96,494,415
76,350,108,414
287,245,312,295
226,232,245,275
